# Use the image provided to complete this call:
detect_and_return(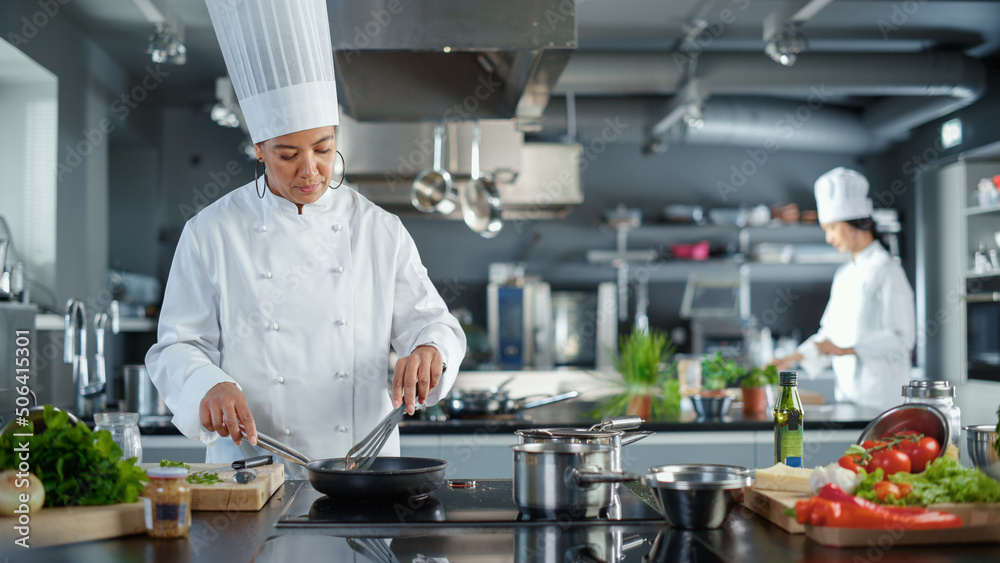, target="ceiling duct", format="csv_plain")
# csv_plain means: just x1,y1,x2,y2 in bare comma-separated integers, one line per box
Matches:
553,51,986,148
328,0,577,131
